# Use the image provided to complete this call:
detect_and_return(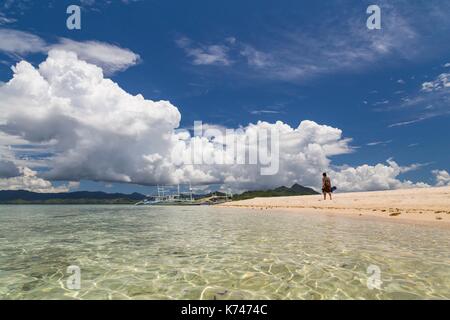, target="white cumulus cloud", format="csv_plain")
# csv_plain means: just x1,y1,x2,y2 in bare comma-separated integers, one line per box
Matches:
0,49,181,186
0,167,71,193
421,73,450,92
331,160,429,192
0,51,439,192
433,169,450,186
